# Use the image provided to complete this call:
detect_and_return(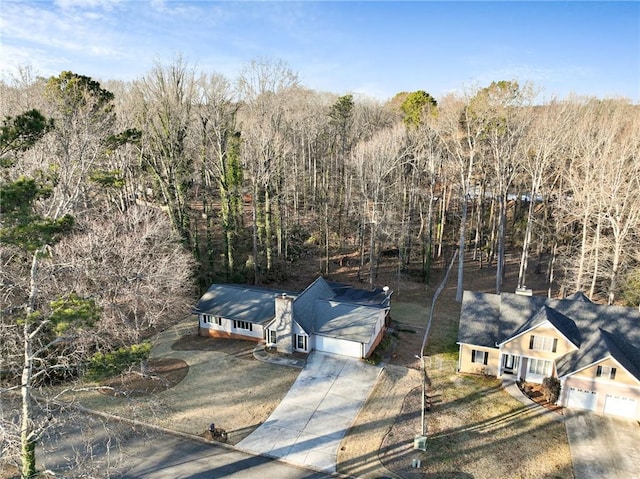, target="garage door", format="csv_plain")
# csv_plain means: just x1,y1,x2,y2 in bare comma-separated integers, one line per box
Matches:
604,394,637,419
567,387,598,411
315,335,362,358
